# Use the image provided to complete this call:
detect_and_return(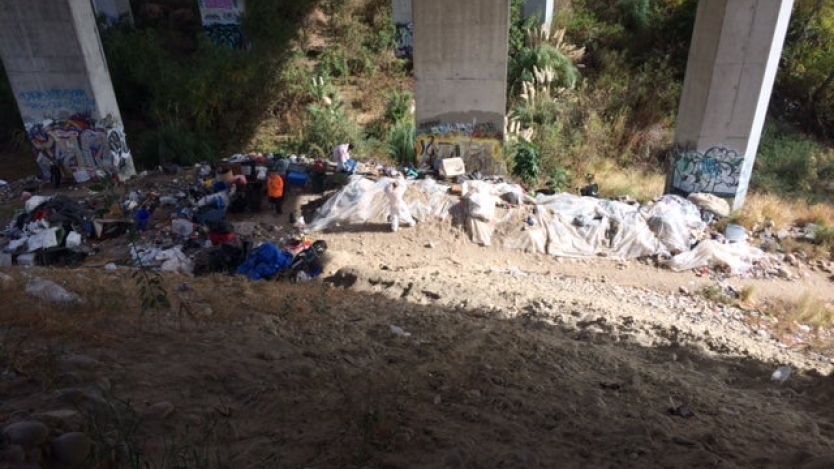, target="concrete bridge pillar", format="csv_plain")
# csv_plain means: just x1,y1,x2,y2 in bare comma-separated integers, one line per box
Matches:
0,0,135,181
413,0,511,175
392,0,413,58
523,0,554,29
669,0,794,210
91,0,133,26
